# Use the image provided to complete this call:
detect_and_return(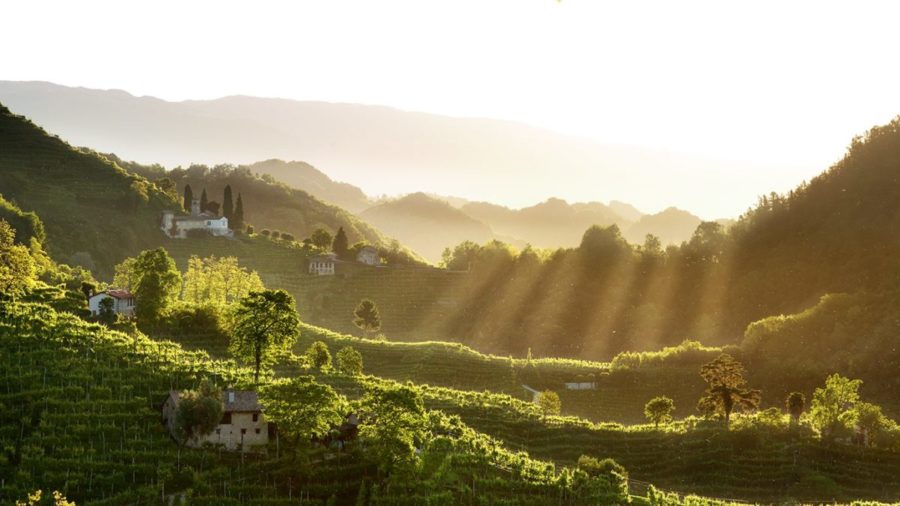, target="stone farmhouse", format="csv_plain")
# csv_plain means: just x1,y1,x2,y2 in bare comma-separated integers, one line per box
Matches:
309,253,338,275
162,389,268,452
88,289,135,317
161,198,231,239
